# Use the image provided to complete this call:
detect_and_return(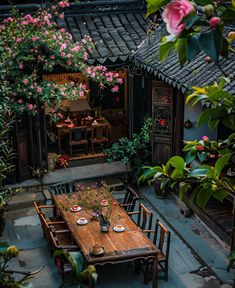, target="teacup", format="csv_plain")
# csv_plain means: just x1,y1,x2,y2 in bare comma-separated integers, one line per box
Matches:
78,217,87,224
73,205,79,210
100,199,108,206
